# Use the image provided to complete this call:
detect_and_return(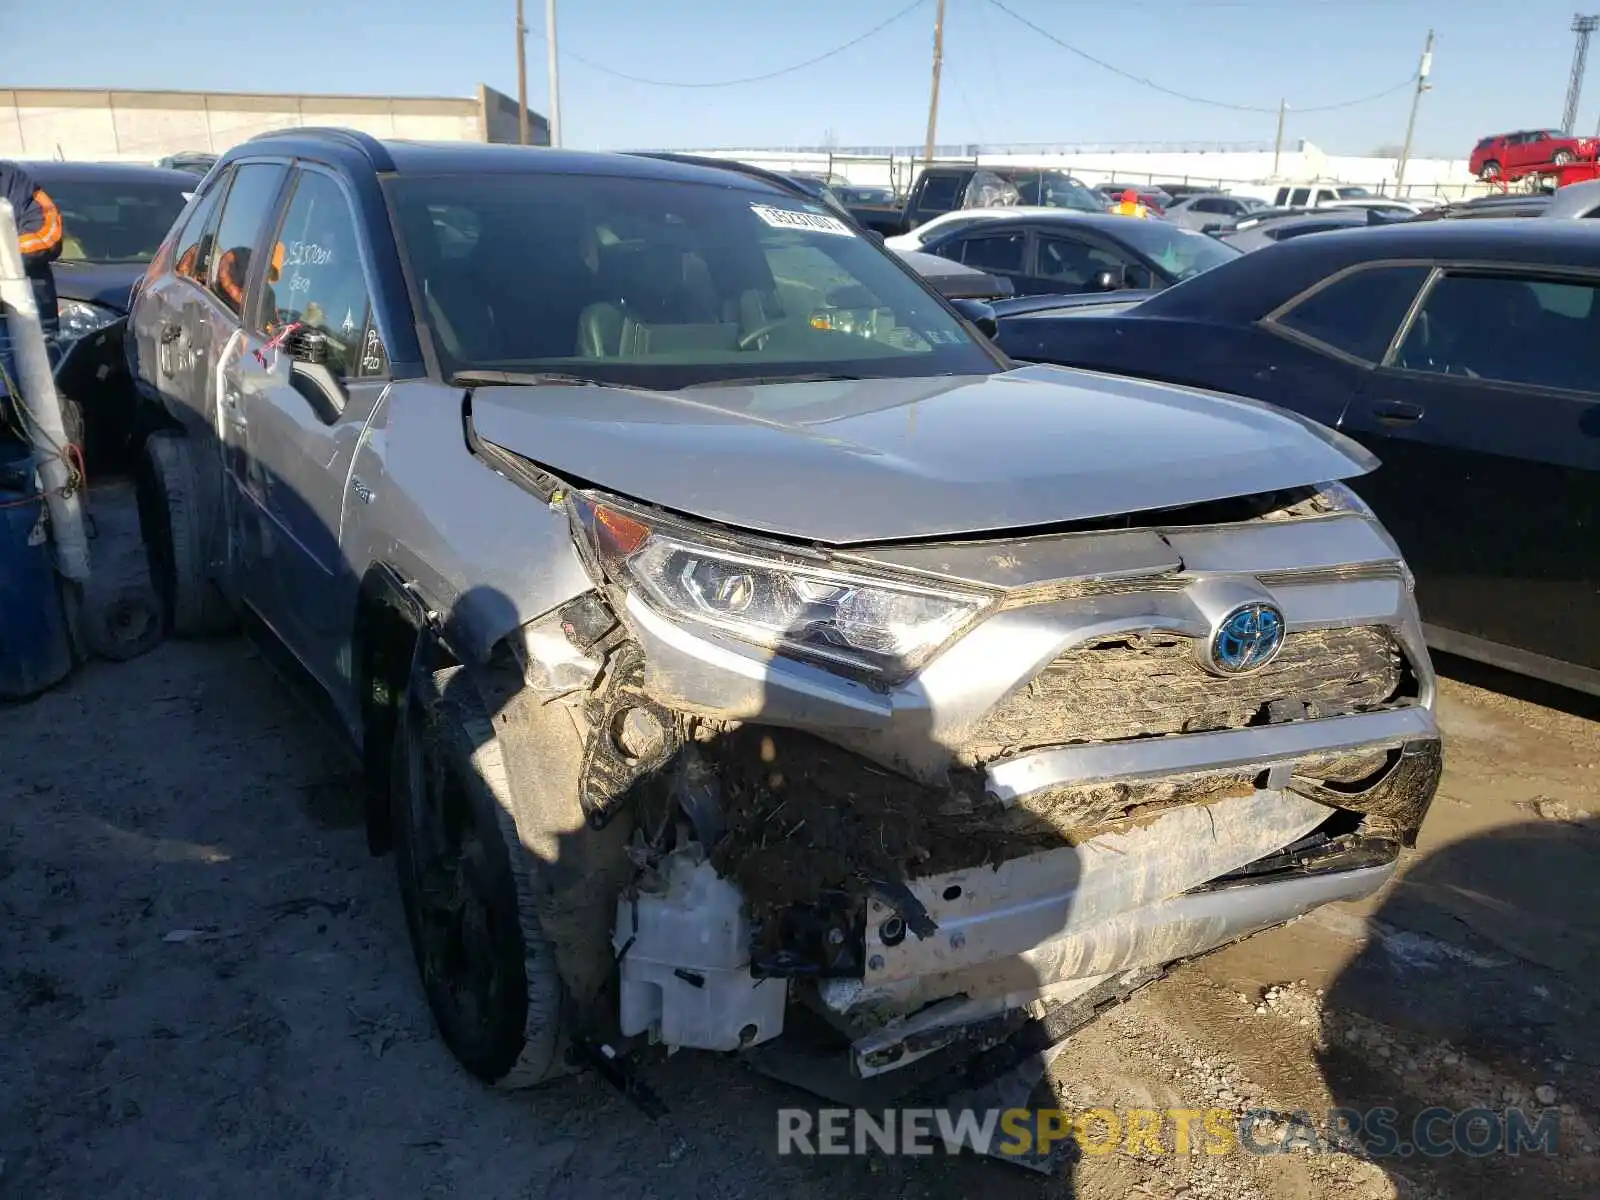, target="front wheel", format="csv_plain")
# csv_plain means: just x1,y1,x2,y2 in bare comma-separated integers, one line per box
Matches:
1479,160,1502,180
1553,149,1575,166
391,665,570,1088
